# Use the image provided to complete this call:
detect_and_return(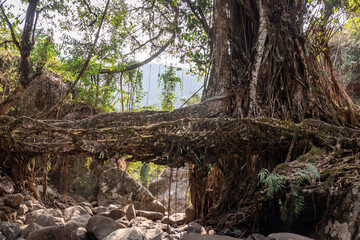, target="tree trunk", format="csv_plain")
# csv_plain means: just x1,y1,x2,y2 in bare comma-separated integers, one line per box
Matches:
203,0,356,124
